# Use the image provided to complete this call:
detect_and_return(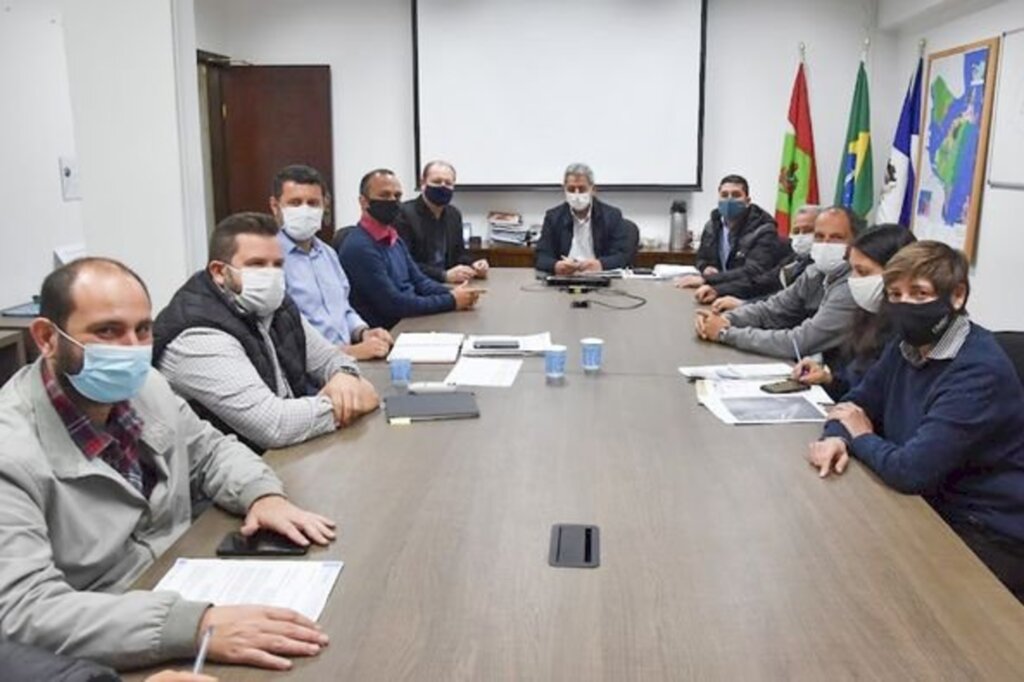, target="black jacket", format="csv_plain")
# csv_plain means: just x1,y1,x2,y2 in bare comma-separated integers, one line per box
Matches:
152,270,309,452
695,203,788,287
395,196,473,282
713,253,812,300
534,198,631,272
